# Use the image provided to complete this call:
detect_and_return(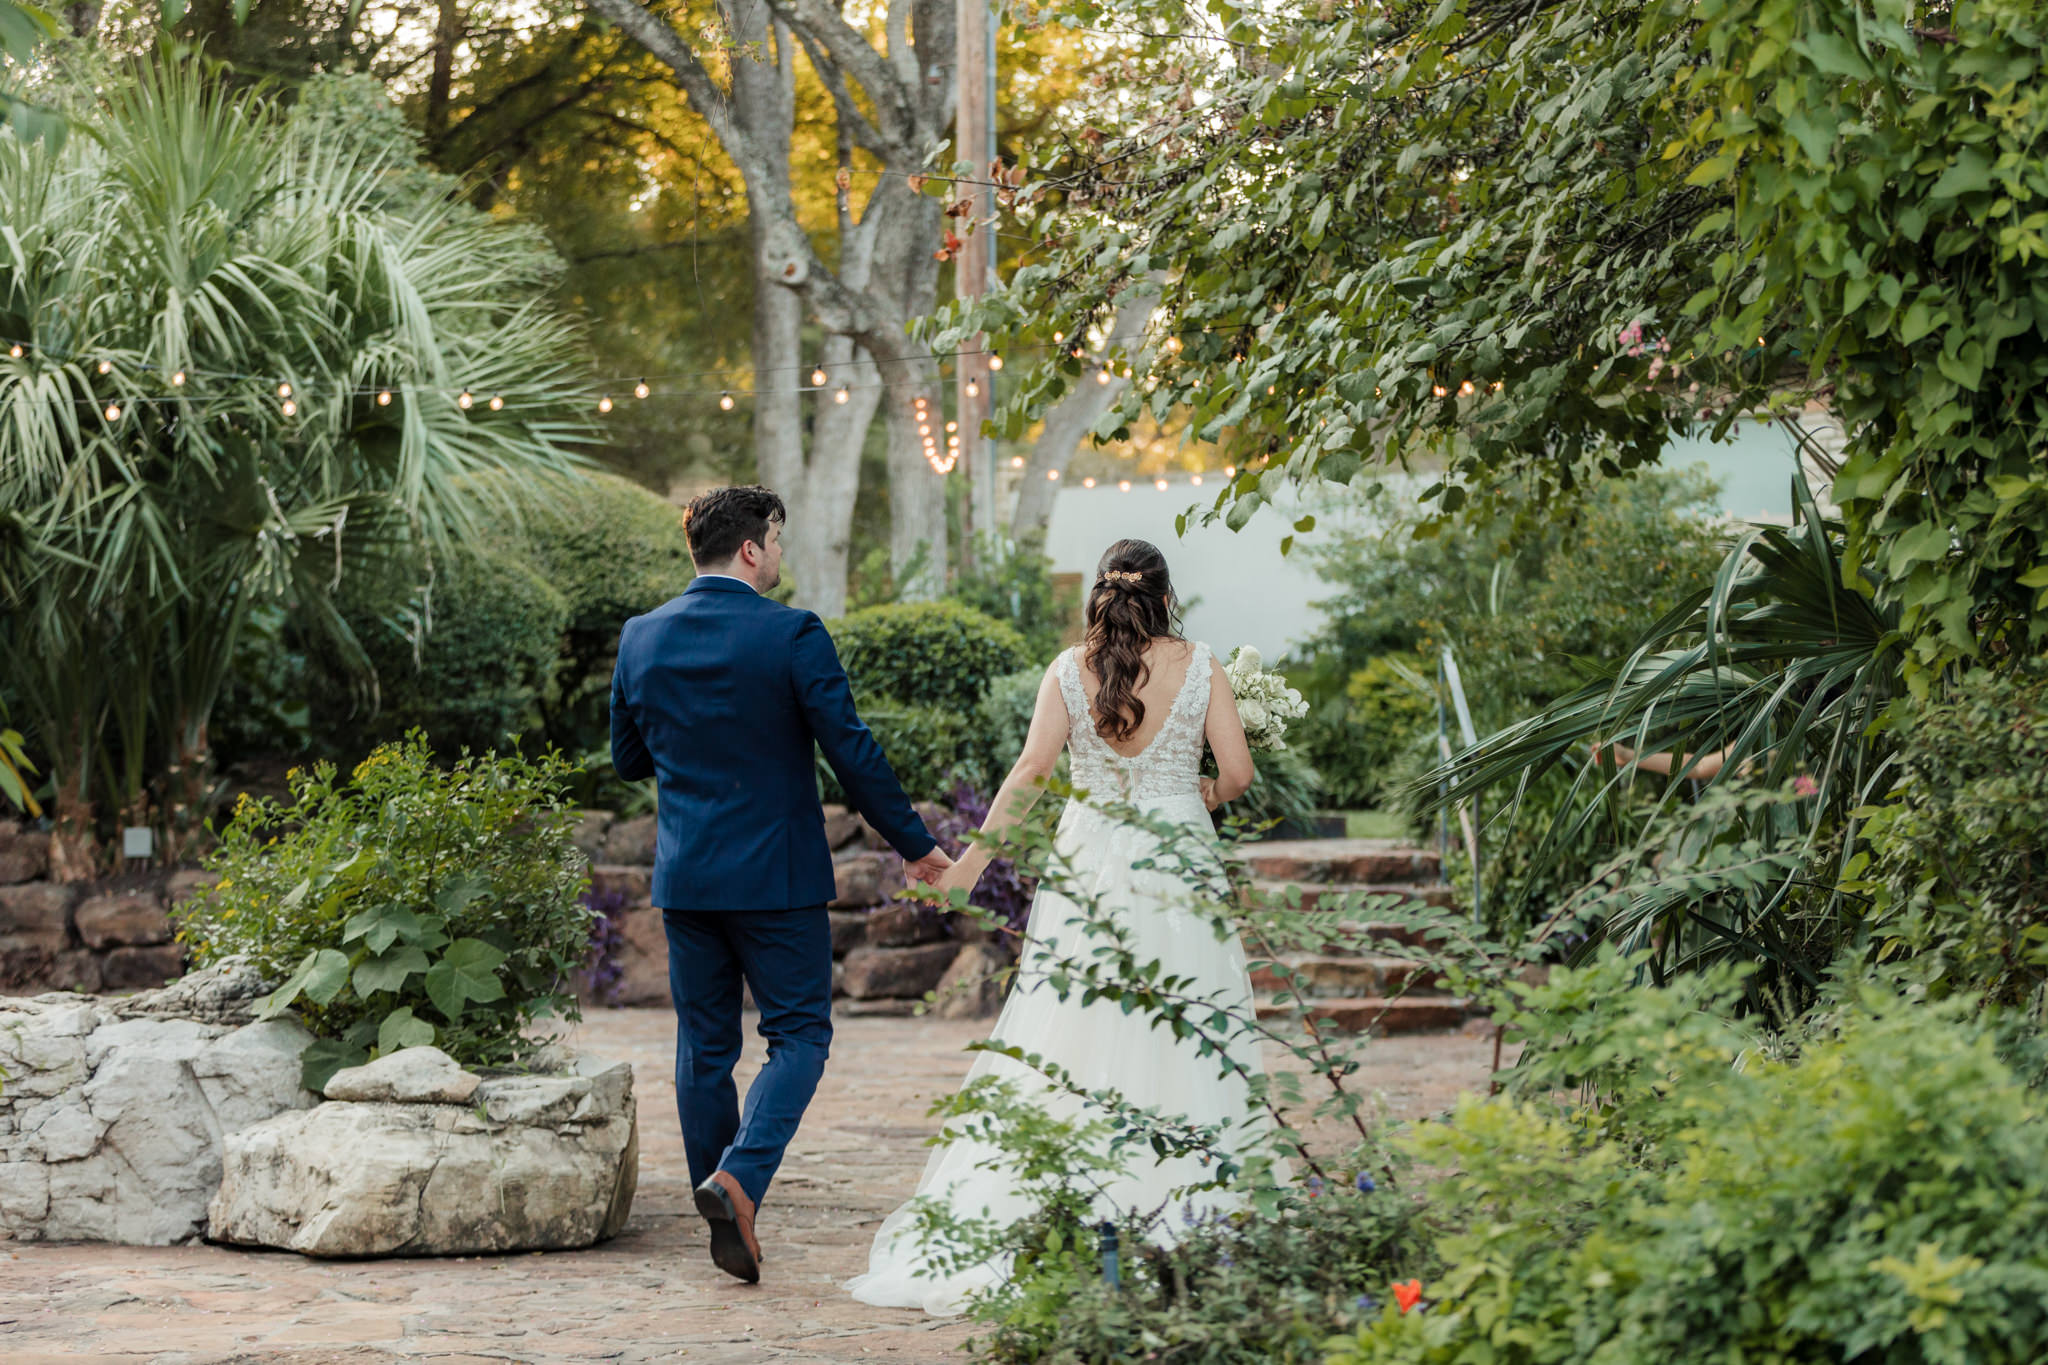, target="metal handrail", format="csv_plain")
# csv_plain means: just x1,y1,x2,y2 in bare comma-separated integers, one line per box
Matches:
1435,644,1483,924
